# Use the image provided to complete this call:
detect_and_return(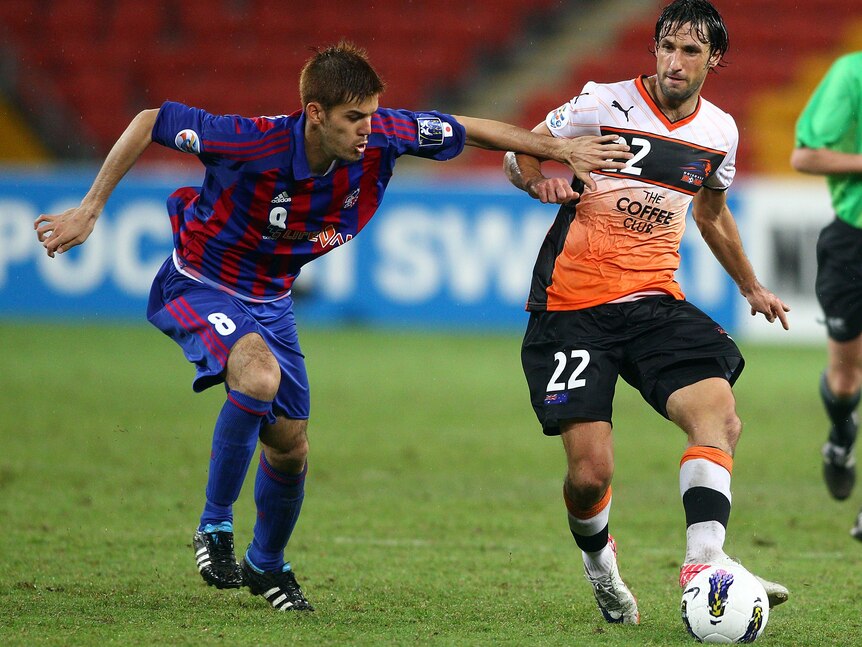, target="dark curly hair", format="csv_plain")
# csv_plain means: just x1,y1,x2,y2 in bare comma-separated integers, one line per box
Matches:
654,0,729,64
